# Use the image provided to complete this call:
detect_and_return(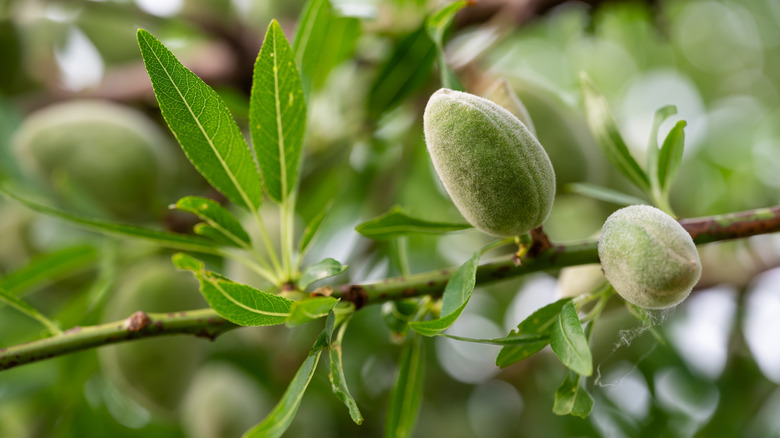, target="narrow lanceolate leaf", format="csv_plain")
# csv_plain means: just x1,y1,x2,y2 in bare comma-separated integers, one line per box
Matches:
0,287,61,334
566,183,647,207
410,252,479,336
2,188,218,253
85,243,117,312
496,298,570,368
369,25,436,118
298,258,347,289
173,253,293,326
496,338,550,368
550,301,592,376
385,333,425,438
298,203,330,255
294,0,360,98
355,206,471,240
0,244,97,296
580,72,650,194
439,332,547,346
244,333,327,438
426,1,468,49
193,223,240,247
434,44,463,90
553,370,594,418
251,20,307,203
645,105,678,190
426,0,468,91
137,30,262,211
657,120,687,192
513,298,571,335
201,279,292,326
174,196,251,247
327,312,363,424
286,296,339,327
